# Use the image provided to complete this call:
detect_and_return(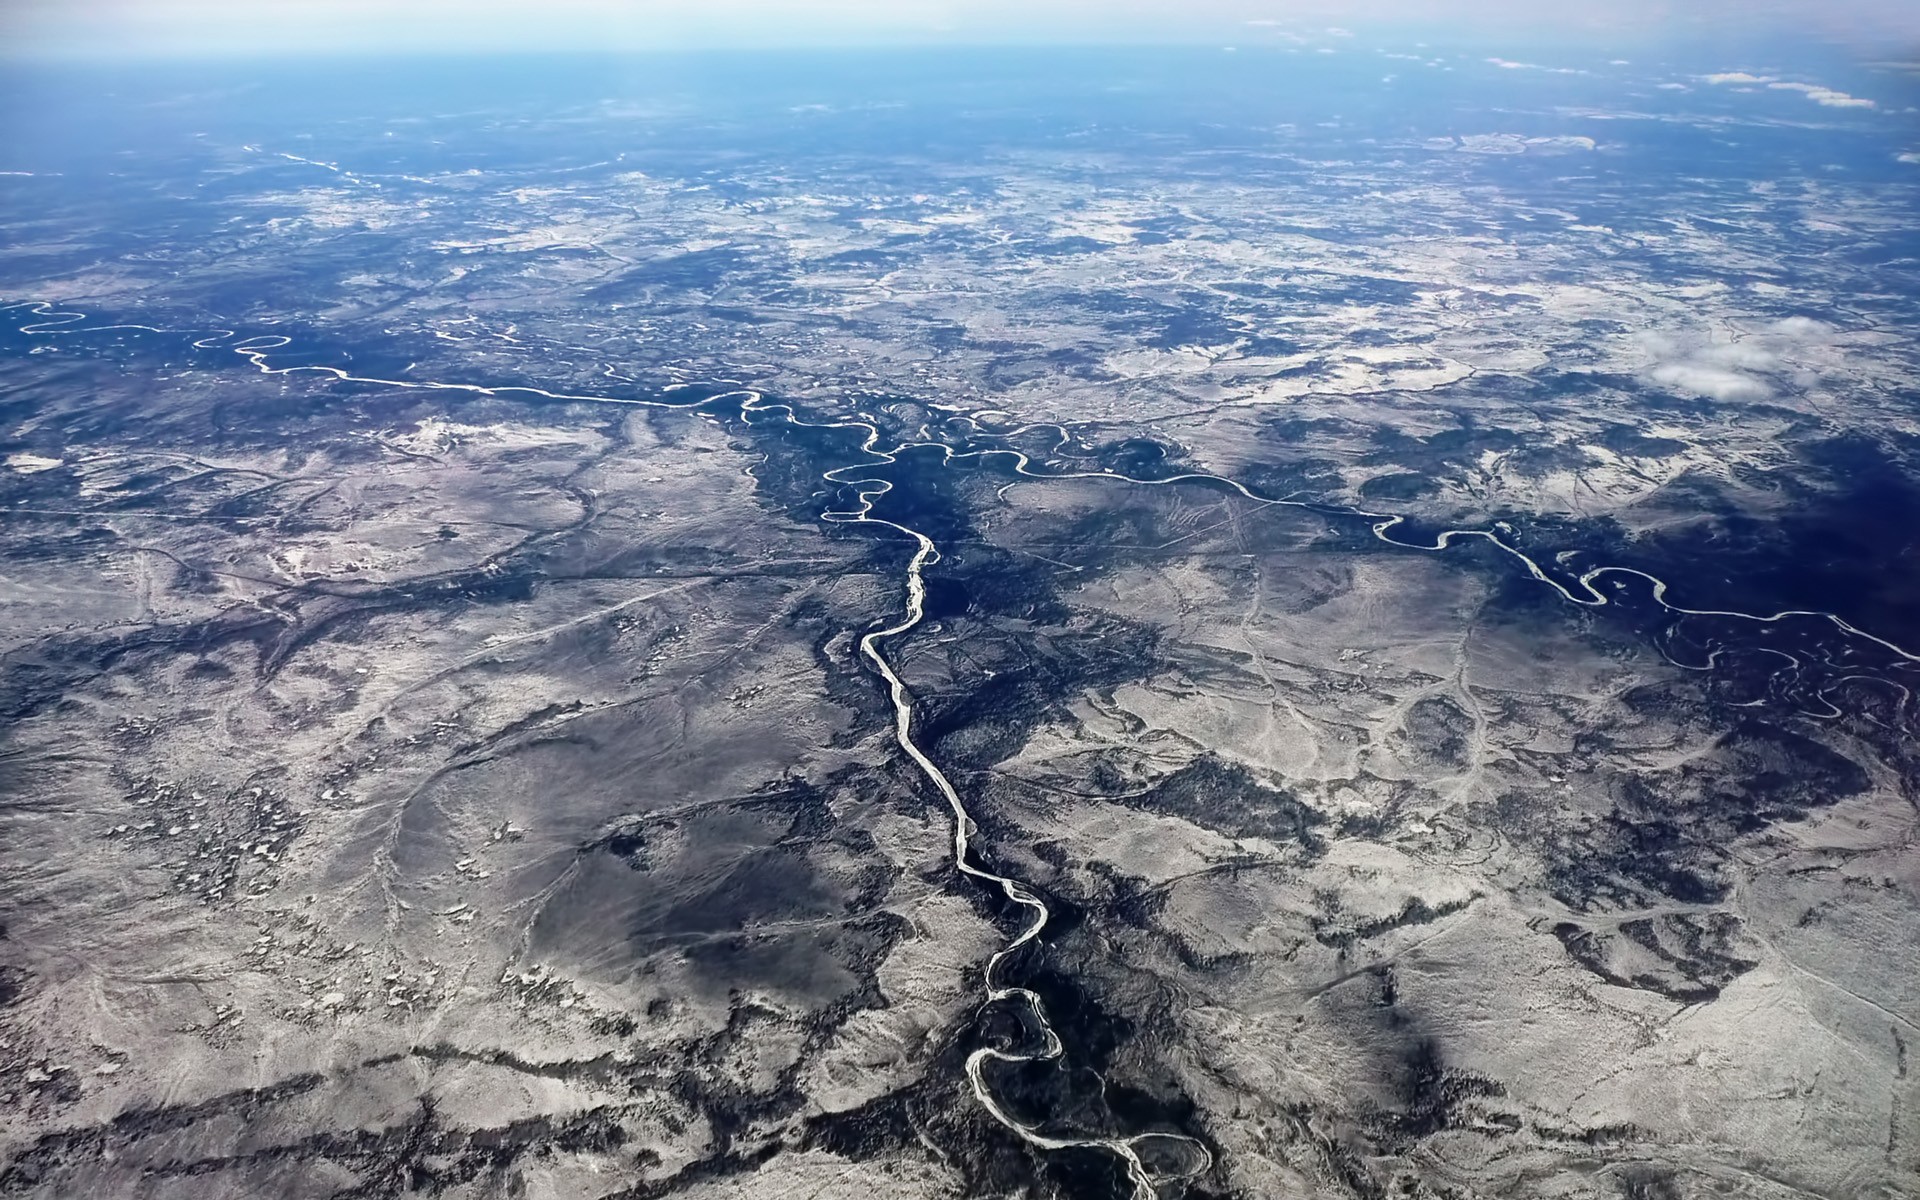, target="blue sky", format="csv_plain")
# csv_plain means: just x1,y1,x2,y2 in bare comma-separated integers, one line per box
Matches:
7,0,1920,58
